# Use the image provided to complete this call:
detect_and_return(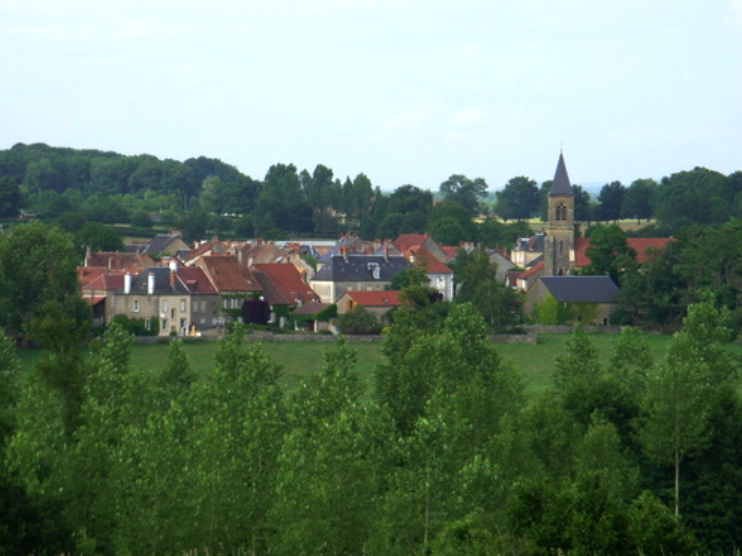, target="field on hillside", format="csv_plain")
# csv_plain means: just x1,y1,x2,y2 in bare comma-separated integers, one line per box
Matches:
17,332,698,398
